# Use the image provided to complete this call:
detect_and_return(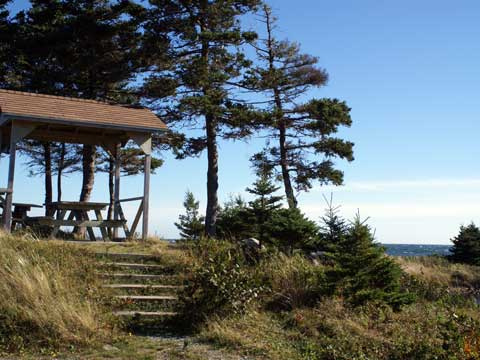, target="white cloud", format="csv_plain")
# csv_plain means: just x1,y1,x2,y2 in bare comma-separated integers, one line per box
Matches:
315,178,480,192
